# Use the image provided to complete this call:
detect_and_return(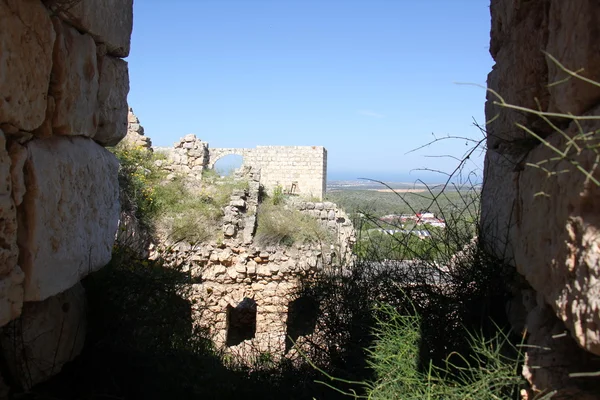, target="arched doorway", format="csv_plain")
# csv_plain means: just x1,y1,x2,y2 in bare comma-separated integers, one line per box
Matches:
213,154,244,177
